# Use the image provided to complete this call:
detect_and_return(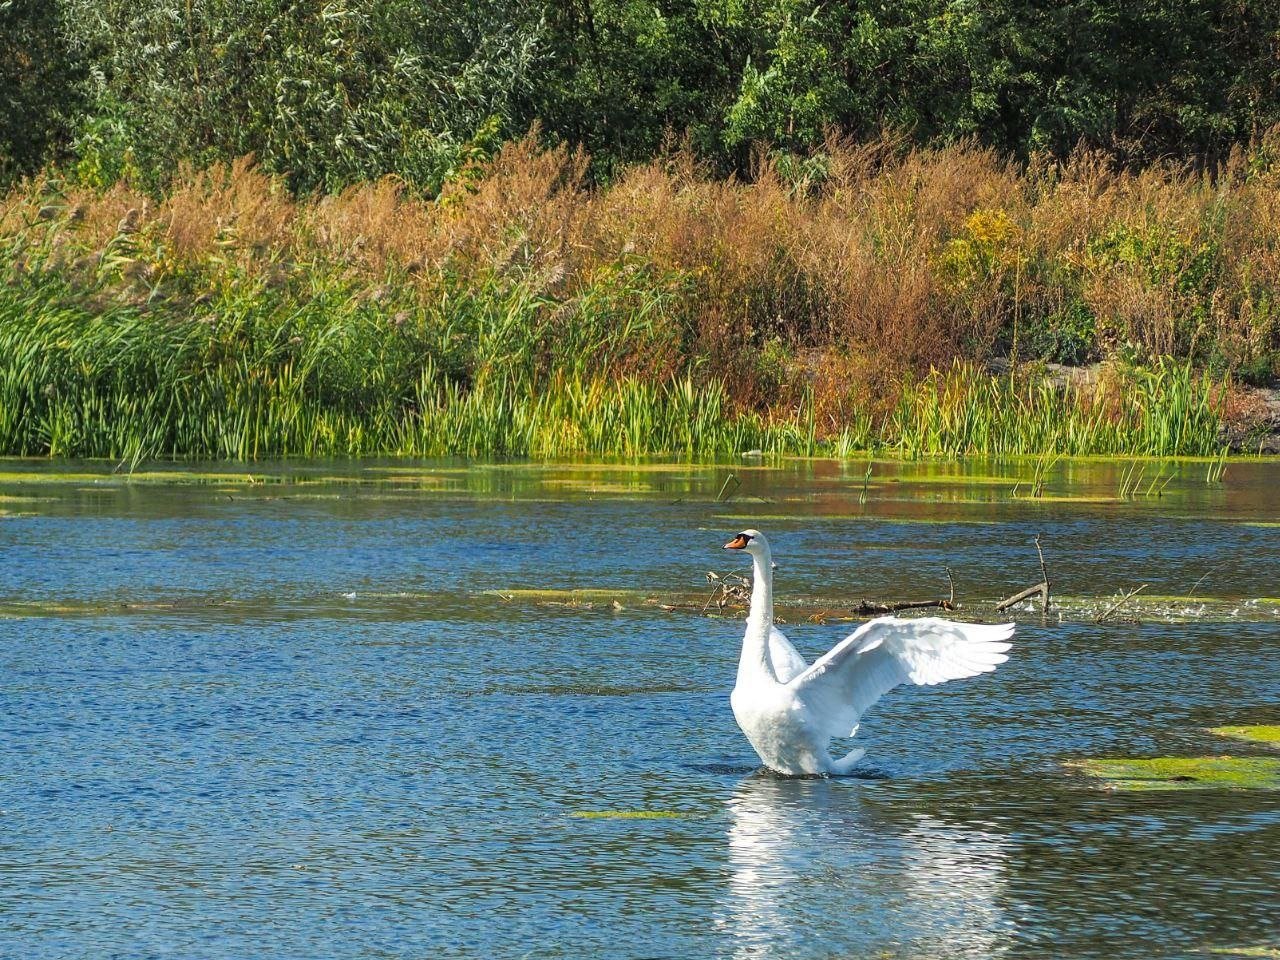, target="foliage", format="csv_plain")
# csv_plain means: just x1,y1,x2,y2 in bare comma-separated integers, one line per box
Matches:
0,0,81,181
56,0,542,192
0,279,1225,460
886,360,1224,458
3,5,1272,461
5,136,1272,460
0,277,807,460
4,0,1280,185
